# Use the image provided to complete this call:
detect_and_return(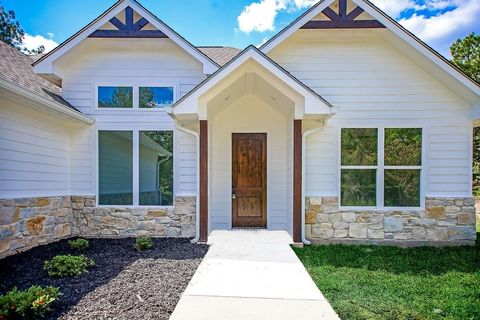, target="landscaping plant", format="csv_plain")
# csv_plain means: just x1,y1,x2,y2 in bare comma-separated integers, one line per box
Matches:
44,255,95,277
0,285,60,319
68,238,90,251
135,237,153,251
